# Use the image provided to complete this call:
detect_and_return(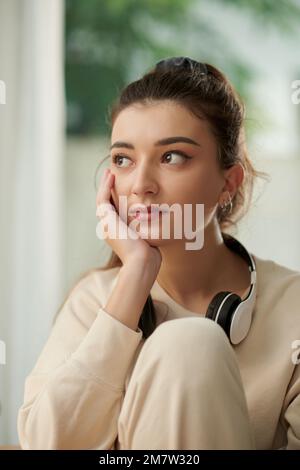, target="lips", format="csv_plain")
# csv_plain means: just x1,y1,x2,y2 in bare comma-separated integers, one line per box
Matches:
134,210,163,221
128,204,168,217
